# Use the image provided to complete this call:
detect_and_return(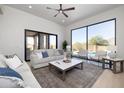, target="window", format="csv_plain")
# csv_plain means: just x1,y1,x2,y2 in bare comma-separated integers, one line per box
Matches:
27,37,34,51
72,27,87,55
71,19,116,56
88,20,115,56
27,36,38,51
39,33,49,49
25,31,39,61
25,30,58,61
49,35,57,49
